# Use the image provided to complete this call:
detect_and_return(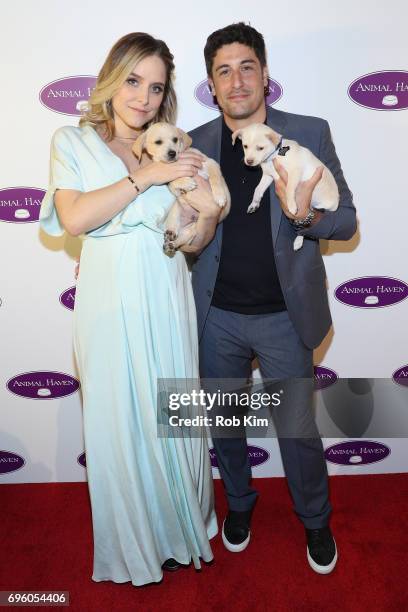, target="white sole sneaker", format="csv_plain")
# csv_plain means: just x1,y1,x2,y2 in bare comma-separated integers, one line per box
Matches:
222,519,251,552
307,540,338,574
